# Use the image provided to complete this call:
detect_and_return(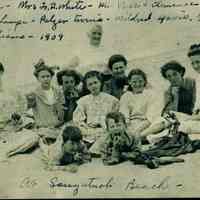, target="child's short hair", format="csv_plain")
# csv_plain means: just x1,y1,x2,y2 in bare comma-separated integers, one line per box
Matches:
62,126,82,143
108,54,127,70
105,112,127,129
